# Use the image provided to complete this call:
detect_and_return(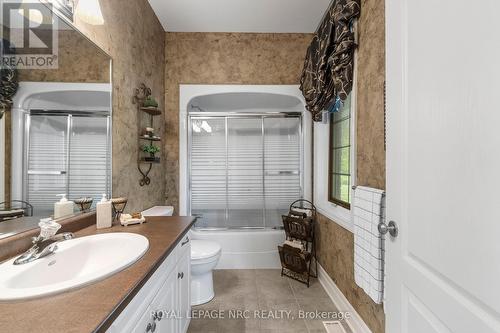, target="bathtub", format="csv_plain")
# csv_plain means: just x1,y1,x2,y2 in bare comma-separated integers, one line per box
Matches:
179,85,312,270
188,228,286,269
